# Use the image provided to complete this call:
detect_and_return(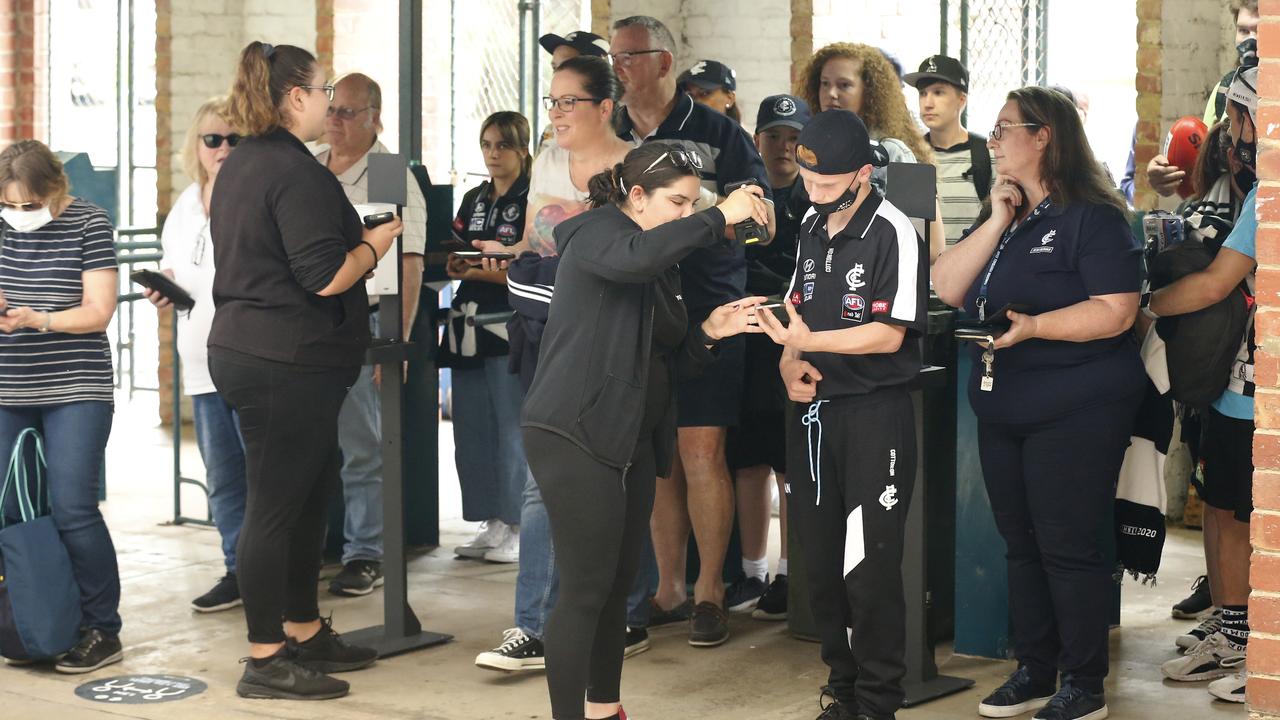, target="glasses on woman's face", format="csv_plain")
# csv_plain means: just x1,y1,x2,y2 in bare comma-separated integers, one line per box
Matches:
201,133,242,149
326,105,373,121
990,122,1042,141
642,149,704,174
0,200,42,211
608,49,664,67
298,84,336,102
542,95,605,113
